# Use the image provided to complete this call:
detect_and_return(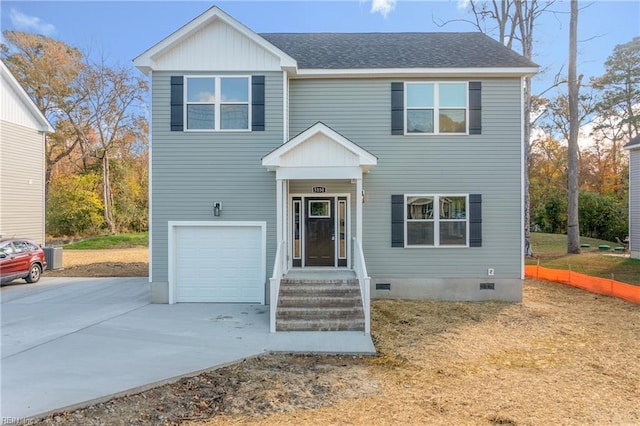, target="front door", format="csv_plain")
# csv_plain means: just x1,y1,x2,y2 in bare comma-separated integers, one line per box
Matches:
305,198,335,266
